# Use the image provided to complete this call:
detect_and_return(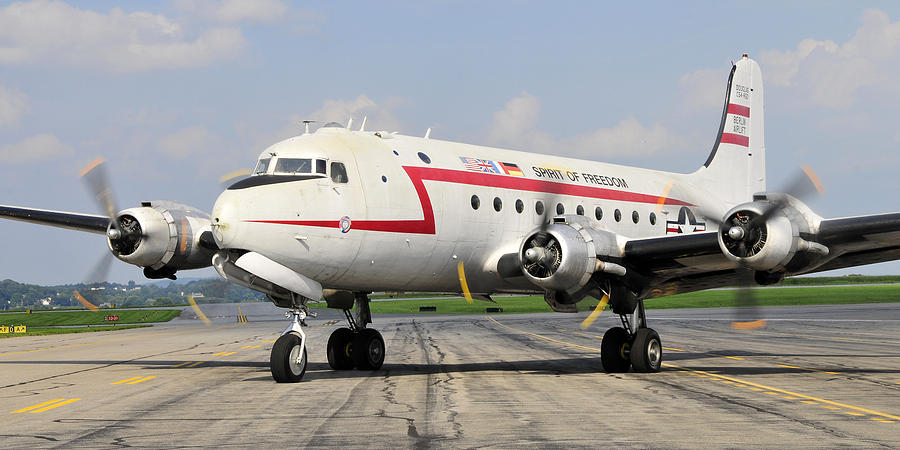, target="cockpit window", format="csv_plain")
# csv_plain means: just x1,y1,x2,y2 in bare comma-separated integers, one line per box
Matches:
331,162,348,183
274,158,312,174
254,158,271,175
316,159,327,175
